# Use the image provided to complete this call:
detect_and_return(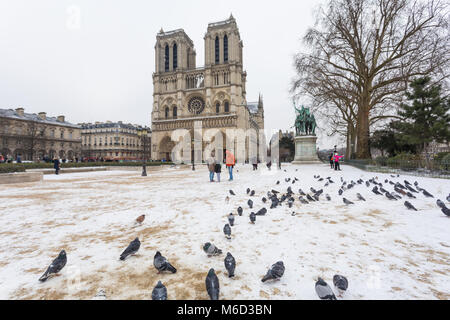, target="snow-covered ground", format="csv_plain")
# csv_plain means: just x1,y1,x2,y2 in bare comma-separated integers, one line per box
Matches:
0,164,449,300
